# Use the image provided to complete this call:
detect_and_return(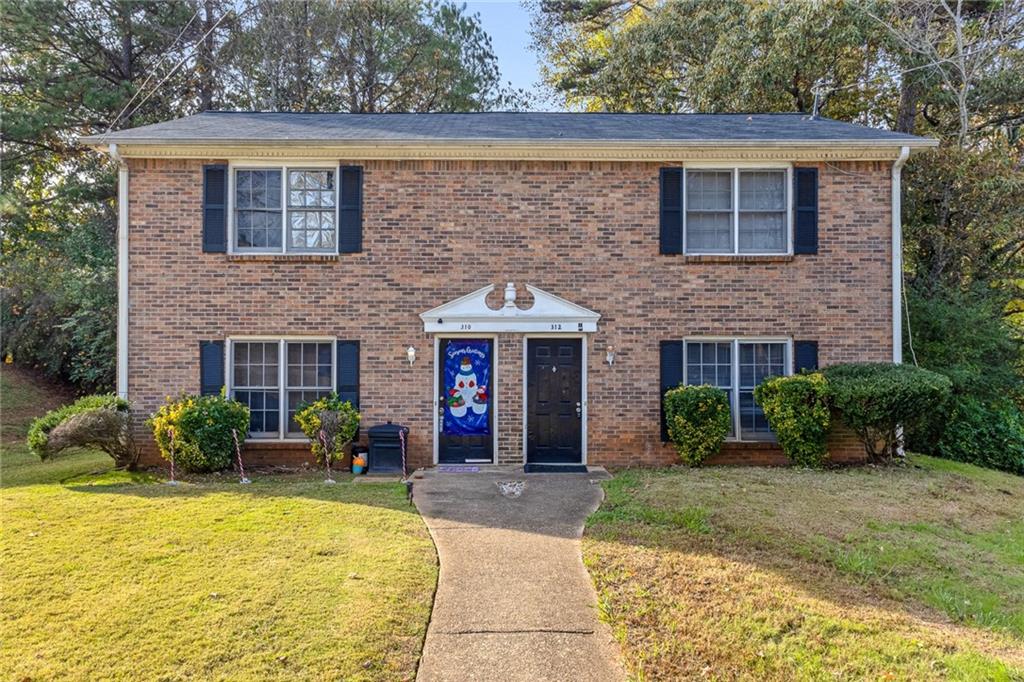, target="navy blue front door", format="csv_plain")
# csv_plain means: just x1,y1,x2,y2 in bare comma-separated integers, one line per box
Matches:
527,339,583,464
438,338,494,463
